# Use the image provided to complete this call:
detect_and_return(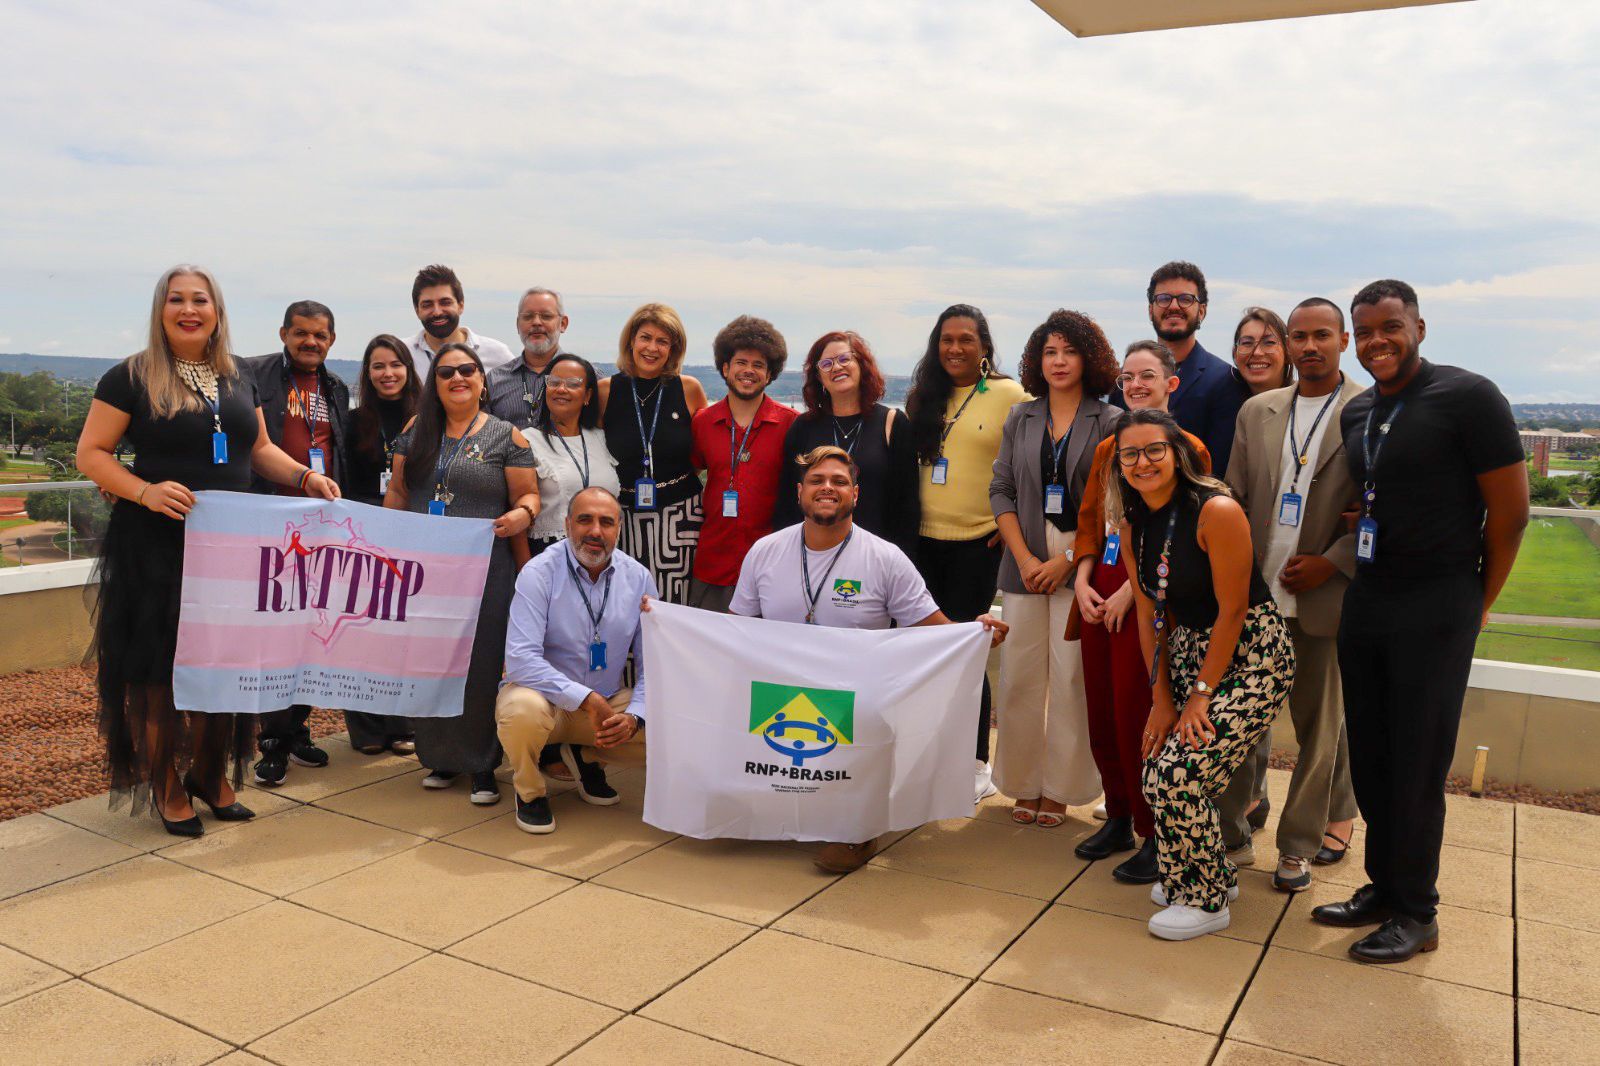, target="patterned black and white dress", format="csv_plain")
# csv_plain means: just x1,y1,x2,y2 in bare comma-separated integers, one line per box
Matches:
602,372,702,604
